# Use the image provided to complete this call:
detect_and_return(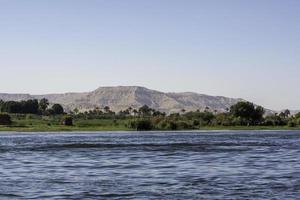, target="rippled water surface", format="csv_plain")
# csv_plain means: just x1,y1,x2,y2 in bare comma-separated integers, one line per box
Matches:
1,131,300,199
